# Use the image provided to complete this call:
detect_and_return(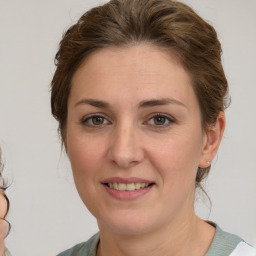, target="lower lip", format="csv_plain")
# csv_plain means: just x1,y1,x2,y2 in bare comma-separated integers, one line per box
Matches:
103,184,153,200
